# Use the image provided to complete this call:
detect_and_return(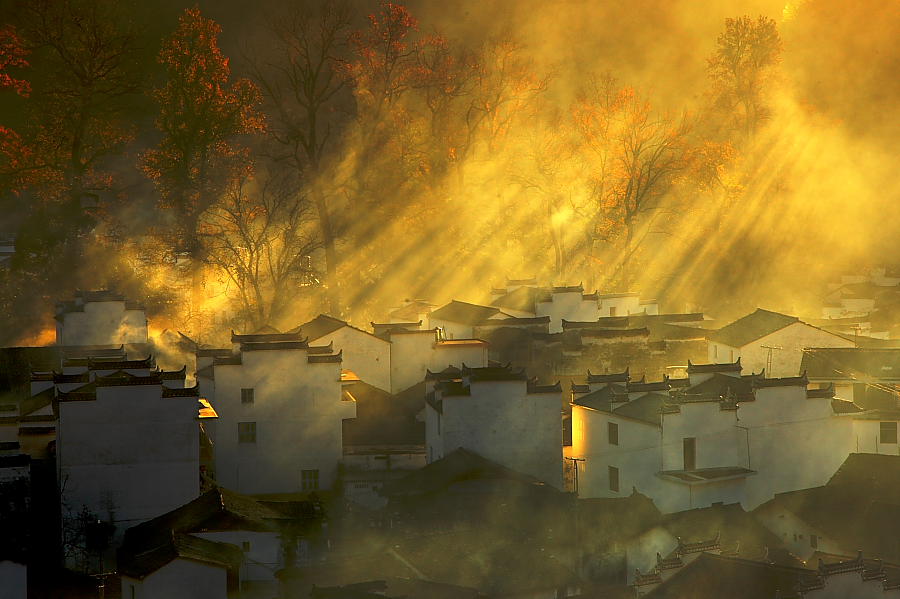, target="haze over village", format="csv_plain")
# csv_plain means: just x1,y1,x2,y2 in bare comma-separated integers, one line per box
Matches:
0,0,899,598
